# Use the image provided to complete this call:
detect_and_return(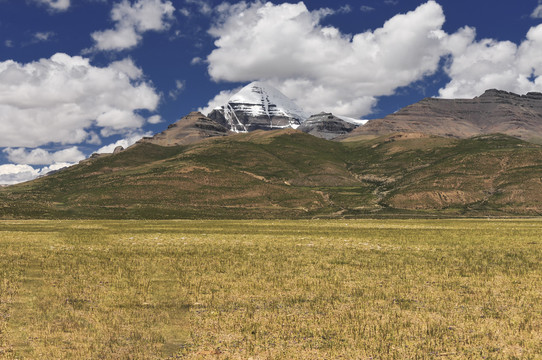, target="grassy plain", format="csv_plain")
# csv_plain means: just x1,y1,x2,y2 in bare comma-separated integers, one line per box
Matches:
1,219,541,359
